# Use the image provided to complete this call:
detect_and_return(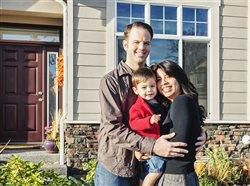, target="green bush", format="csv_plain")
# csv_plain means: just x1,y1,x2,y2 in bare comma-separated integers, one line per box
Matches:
82,159,97,186
0,155,82,186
